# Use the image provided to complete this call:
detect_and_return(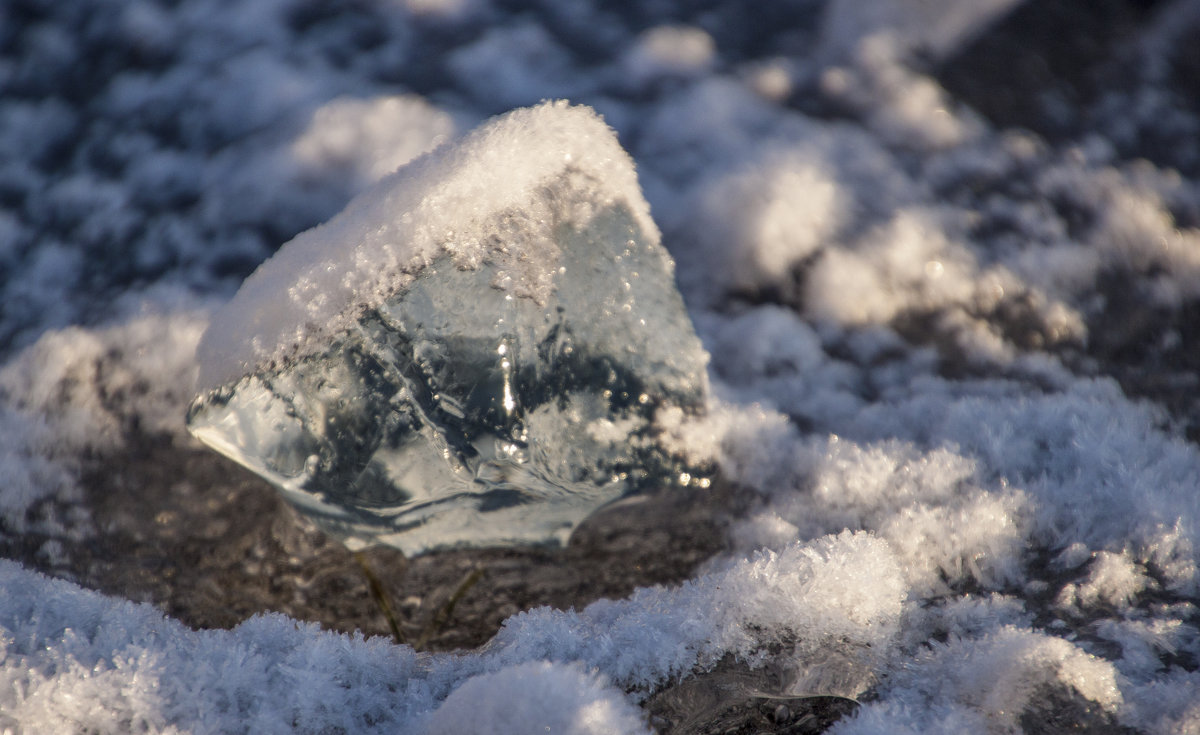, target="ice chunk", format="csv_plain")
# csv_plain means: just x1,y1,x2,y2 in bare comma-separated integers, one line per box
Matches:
187,102,709,556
